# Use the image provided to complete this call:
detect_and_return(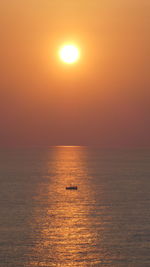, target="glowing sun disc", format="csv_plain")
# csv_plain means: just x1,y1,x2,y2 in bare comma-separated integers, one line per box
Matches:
59,45,80,64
